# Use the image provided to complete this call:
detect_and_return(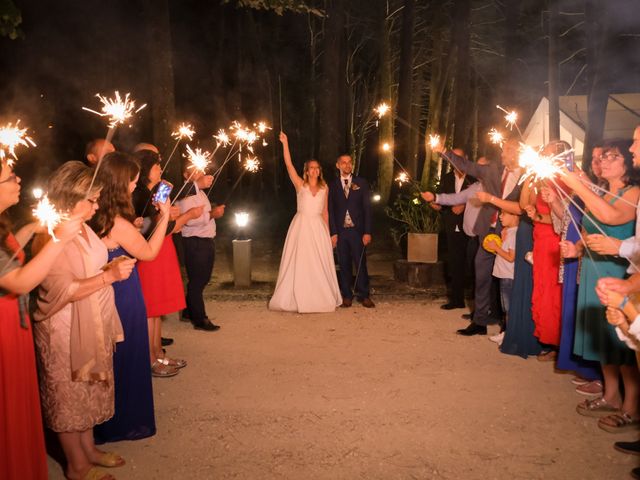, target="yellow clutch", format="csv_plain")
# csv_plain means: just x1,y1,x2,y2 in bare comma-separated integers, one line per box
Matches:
482,233,502,253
